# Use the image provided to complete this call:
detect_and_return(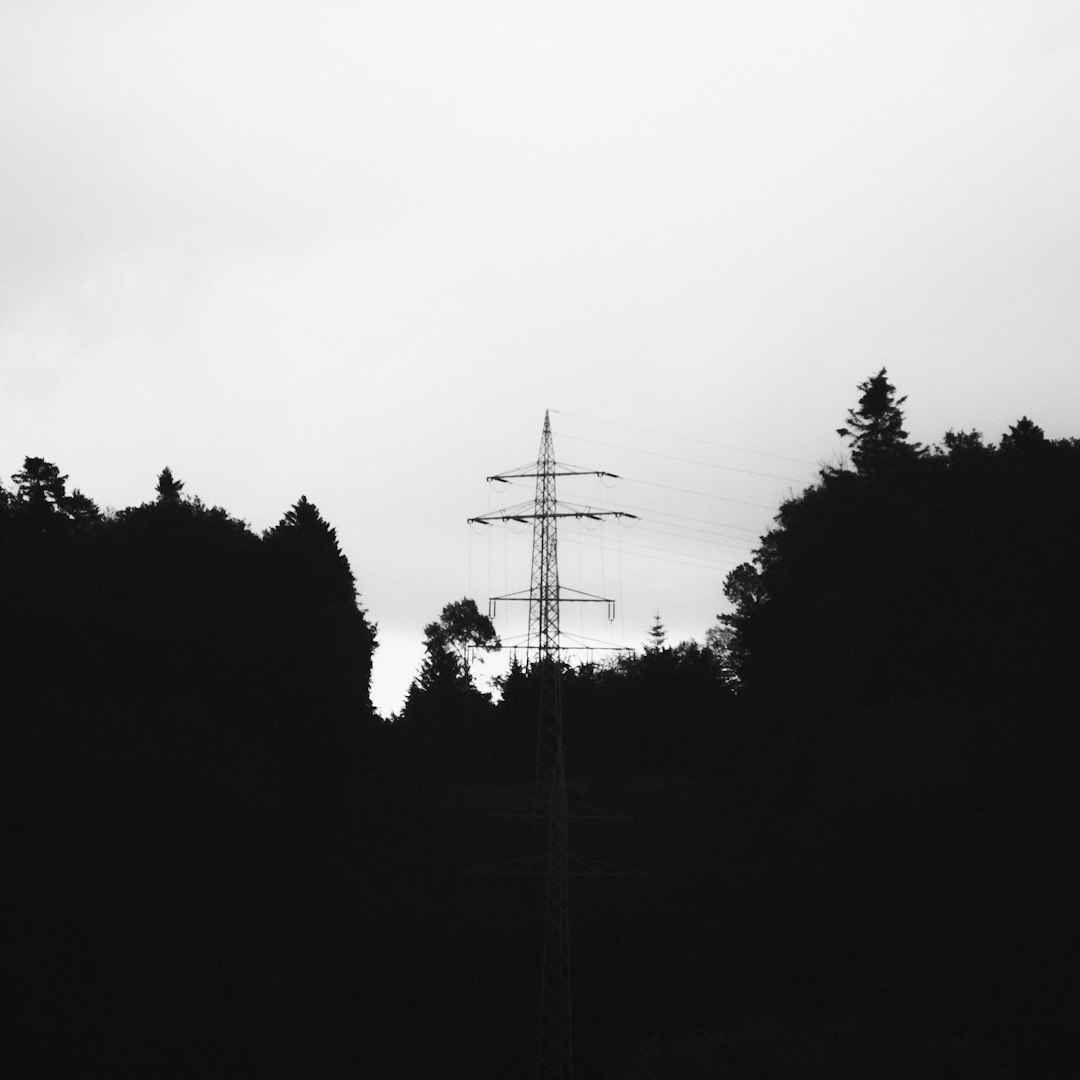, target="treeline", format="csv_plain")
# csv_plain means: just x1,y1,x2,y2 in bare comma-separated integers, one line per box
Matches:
3,466,378,1075
393,600,732,785
723,375,1080,723
697,373,1080,1078
5,372,1078,1077
2,463,375,722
